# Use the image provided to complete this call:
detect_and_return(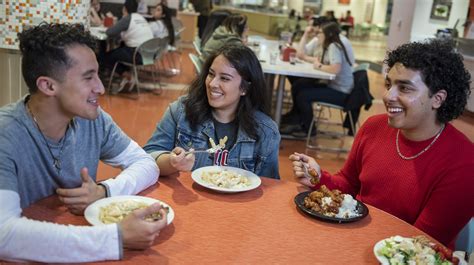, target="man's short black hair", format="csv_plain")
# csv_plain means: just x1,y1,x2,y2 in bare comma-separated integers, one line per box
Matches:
385,39,471,123
17,23,97,93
